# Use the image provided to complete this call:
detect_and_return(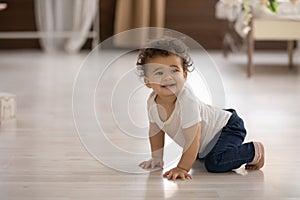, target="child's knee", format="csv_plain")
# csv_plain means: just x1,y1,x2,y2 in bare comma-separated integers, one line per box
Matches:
204,161,221,173
204,158,228,173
